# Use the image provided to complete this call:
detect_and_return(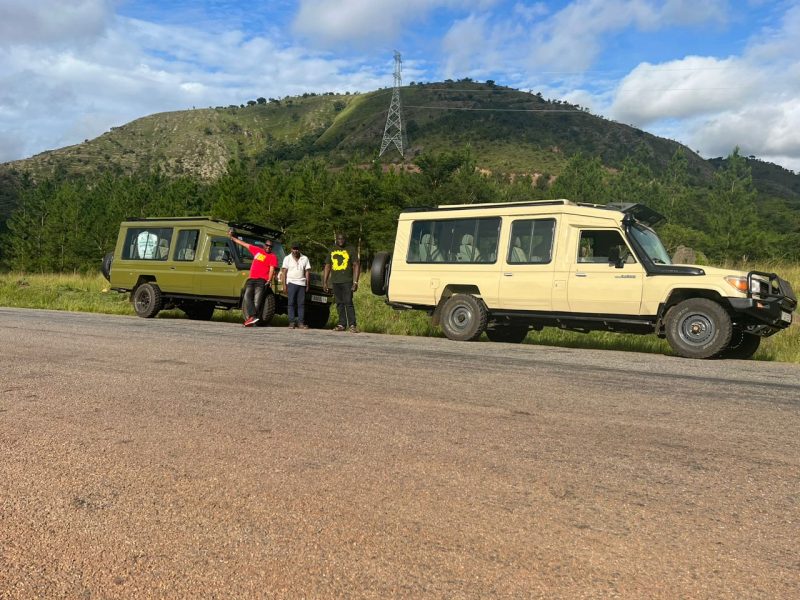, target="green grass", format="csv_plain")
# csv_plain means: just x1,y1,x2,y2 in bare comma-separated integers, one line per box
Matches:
1,268,798,363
